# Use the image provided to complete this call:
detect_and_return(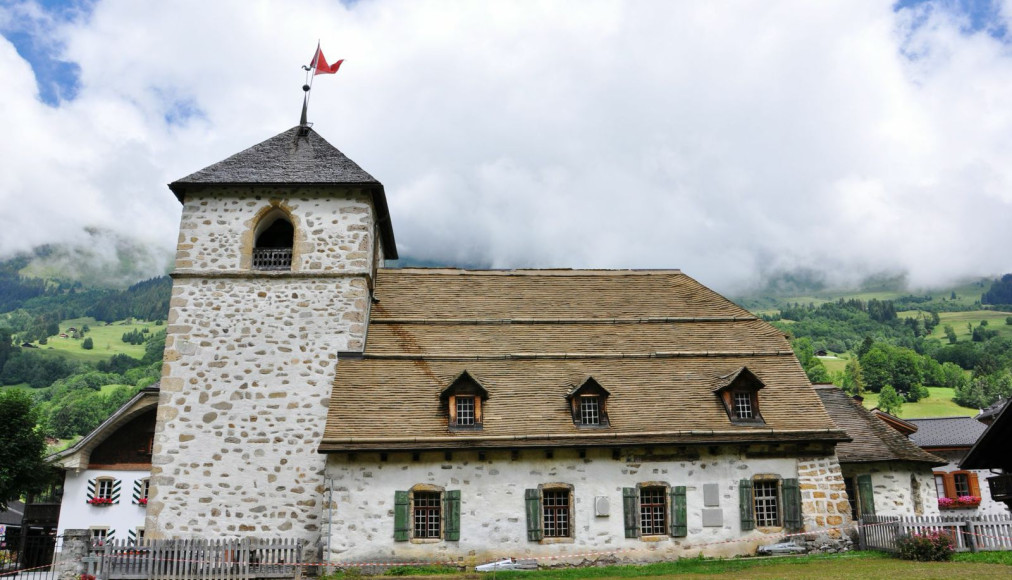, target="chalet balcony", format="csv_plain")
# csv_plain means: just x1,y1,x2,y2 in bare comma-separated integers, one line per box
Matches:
252,247,292,271
987,474,1012,502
